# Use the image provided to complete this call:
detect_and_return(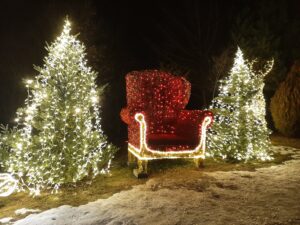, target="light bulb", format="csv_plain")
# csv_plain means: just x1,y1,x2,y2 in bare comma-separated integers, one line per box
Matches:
75,108,81,114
